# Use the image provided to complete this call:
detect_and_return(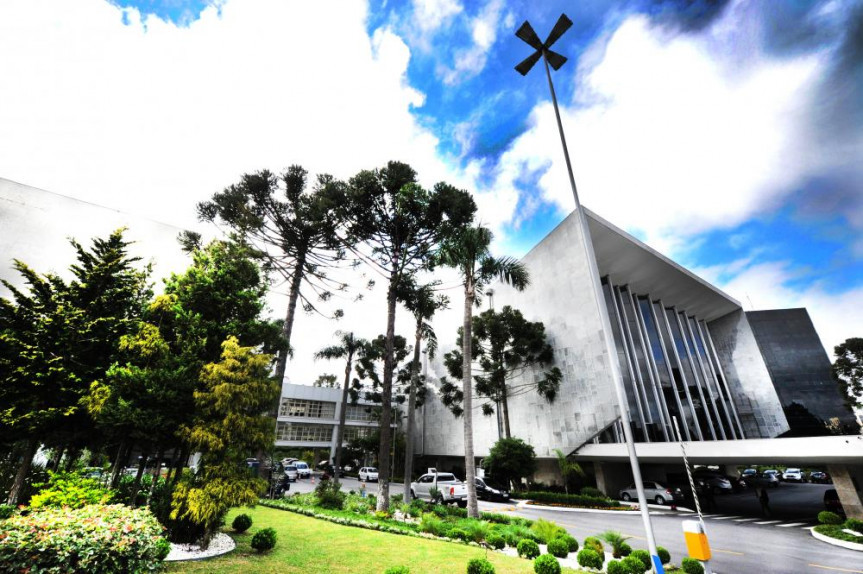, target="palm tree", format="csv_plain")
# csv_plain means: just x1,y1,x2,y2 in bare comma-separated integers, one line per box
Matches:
554,448,584,494
398,278,448,501
315,331,369,484
437,225,529,517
